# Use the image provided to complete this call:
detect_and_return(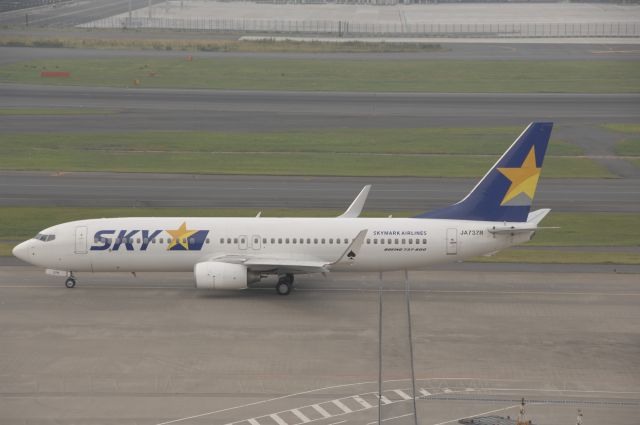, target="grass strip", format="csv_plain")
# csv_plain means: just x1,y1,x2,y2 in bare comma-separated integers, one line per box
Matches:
602,124,640,134
0,129,582,155
0,36,445,53
0,149,612,178
603,124,640,156
1,58,638,93
0,129,609,178
474,249,640,265
0,208,636,247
